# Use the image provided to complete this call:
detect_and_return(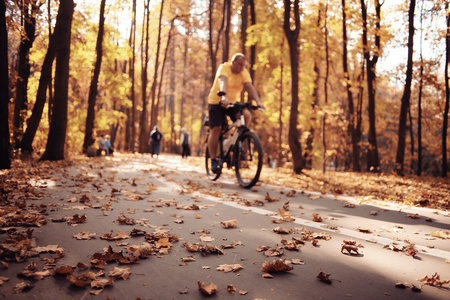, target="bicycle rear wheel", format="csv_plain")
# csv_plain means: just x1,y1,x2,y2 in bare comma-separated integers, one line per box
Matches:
205,145,221,180
234,131,263,188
